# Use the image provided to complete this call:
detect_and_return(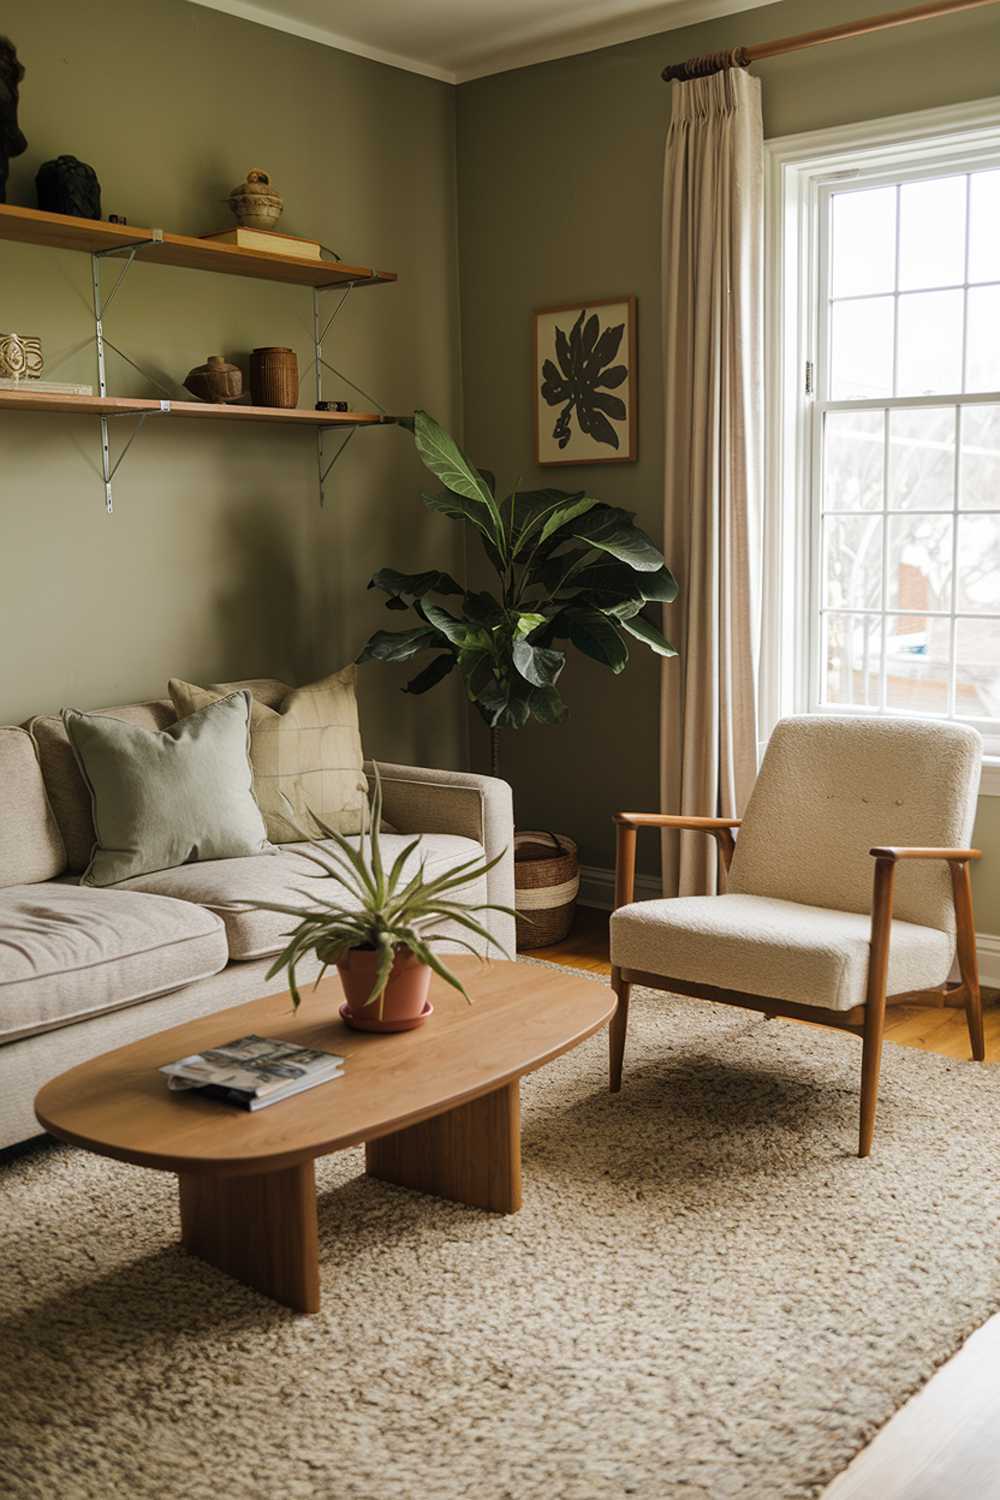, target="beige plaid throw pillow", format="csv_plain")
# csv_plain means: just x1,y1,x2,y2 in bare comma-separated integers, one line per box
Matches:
168,667,369,843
